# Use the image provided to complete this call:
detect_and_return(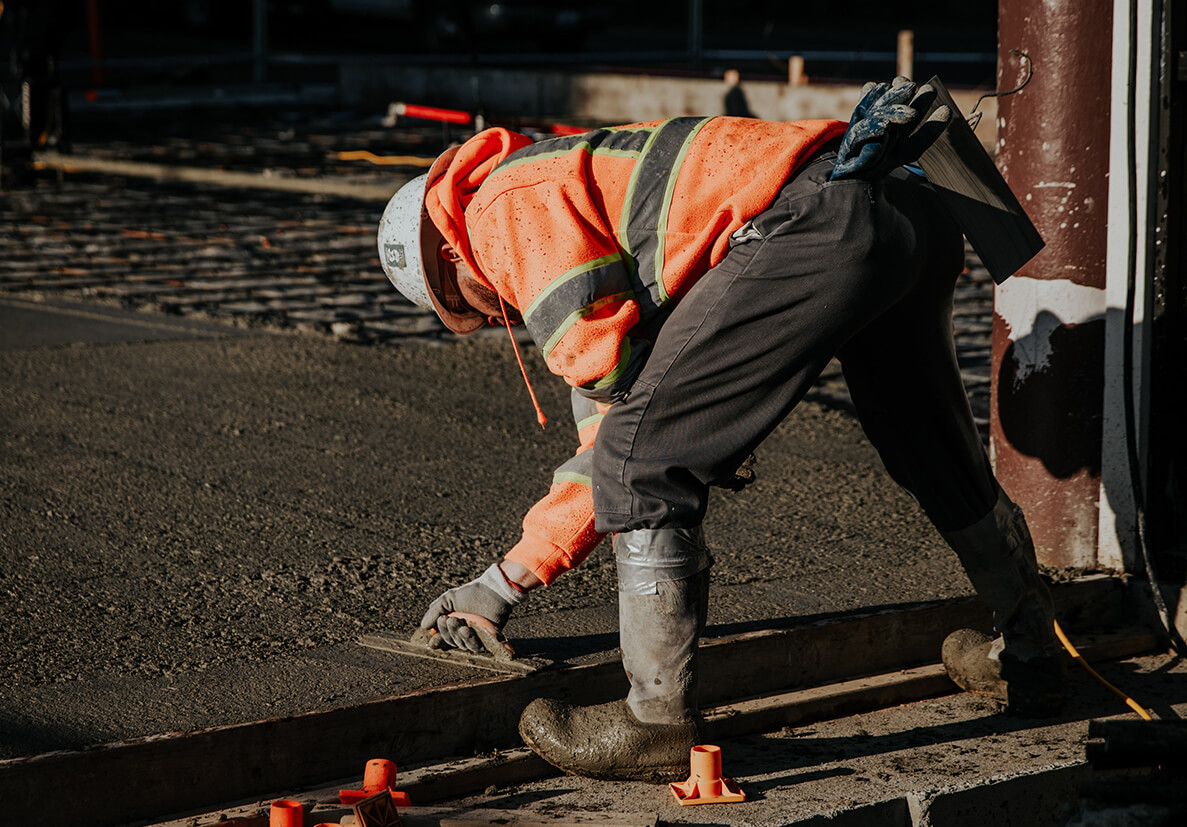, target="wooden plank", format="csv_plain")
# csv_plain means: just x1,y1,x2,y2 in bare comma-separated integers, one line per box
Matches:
702,628,1158,742
695,599,984,707
696,575,1122,706
398,750,560,804
33,152,396,202
703,664,954,740
0,577,1128,827
1073,630,1160,662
